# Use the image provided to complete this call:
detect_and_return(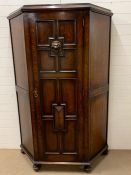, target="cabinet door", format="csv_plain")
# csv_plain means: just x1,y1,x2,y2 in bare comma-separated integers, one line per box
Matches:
29,11,84,162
